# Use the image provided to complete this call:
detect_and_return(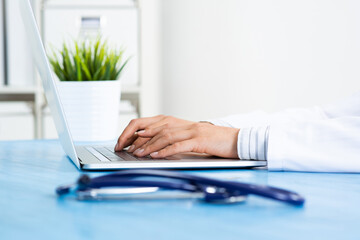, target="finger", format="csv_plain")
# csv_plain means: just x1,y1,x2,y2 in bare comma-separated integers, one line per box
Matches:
127,137,150,153
136,124,169,138
150,139,196,158
143,125,192,148
117,120,171,151
115,115,165,150
133,129,193,157
130,123,182,153
121,134,138,149
114,133,138,151
137,118,195,138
